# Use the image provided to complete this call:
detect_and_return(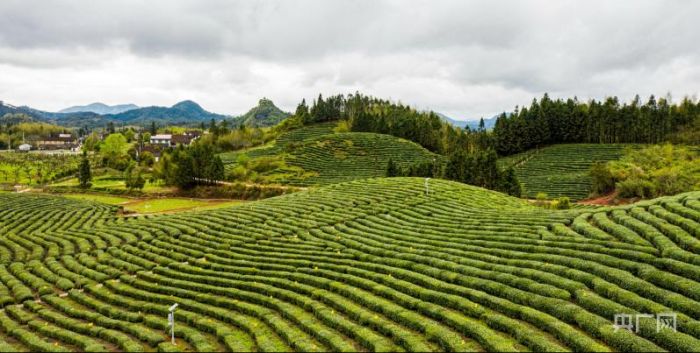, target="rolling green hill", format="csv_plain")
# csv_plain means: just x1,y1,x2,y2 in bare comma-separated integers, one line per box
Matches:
228,98,290,127
1,179,700,351
221,123,439,186
283,132,440,186
499,144,636,200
